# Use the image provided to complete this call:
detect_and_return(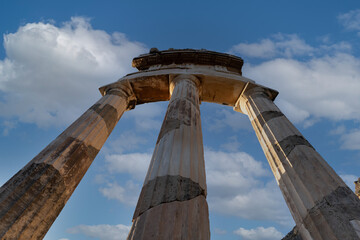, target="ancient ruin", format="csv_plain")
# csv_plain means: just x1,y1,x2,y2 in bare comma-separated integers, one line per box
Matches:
0,48,359,240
